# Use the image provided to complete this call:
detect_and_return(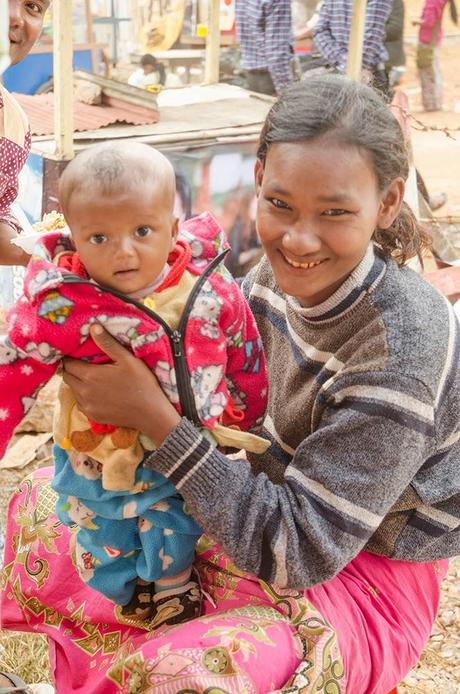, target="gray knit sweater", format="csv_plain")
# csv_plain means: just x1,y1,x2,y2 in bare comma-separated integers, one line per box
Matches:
146,245,460,589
